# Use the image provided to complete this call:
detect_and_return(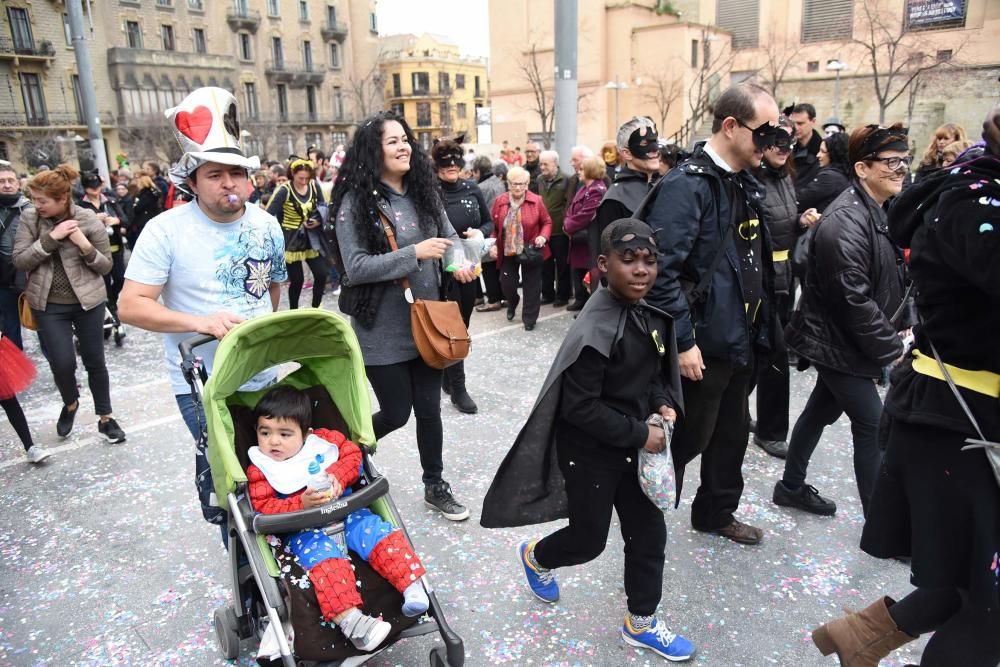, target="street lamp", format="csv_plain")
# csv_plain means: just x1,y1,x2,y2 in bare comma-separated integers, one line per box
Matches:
605,75,629,129
826,59,849,120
